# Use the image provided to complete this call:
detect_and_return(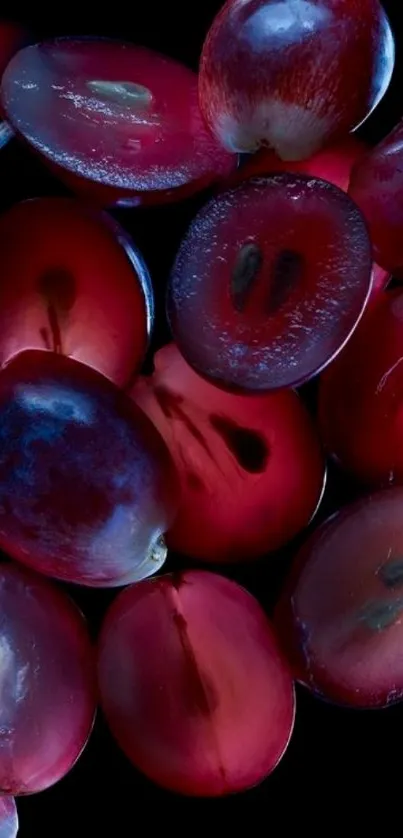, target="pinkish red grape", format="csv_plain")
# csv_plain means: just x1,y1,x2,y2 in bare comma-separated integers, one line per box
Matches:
1,38,236,207
275,488,403,708
0,351,178,587
0,798,17,838
0,198,152,385
0,563,95,793
98,570,295,796
199,0,394,160
167,174,372,391
319,288,403,487
349,119,403,275
132,343,325,562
